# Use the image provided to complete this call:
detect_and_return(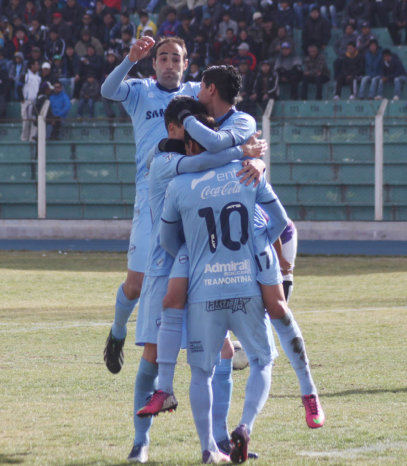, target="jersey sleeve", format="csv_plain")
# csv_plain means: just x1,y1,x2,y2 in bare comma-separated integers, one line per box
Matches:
100,56,137,101
176,147,243,174
183,113,256,152
160,179,182,257
256,177,289,244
